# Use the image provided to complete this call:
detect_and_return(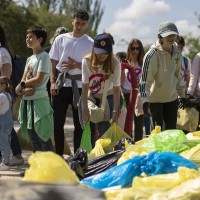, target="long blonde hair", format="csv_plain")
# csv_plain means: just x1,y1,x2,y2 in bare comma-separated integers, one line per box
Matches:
0,76,13,94
86,49,114,80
